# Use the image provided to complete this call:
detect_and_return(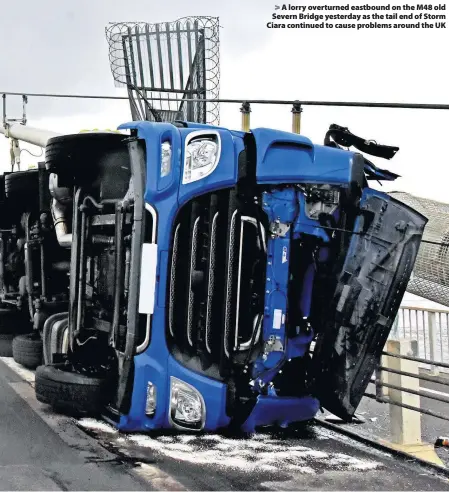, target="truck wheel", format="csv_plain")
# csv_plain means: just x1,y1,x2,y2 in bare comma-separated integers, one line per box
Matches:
35,363,111,416
12,333,43,369
4,170,40,208
45,133,128,187
0,334,14,357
